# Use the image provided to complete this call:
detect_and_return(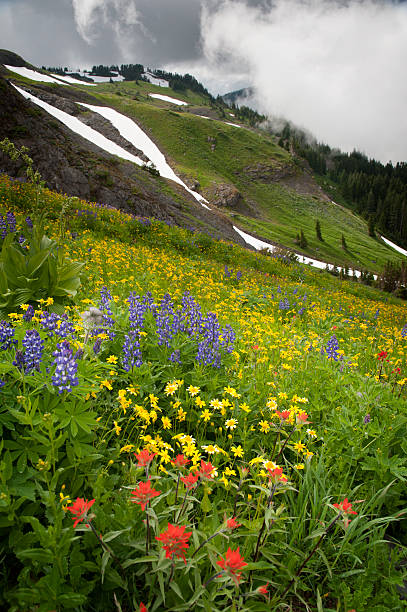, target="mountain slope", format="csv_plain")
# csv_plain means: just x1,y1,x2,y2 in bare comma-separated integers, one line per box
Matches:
0,52,405,274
